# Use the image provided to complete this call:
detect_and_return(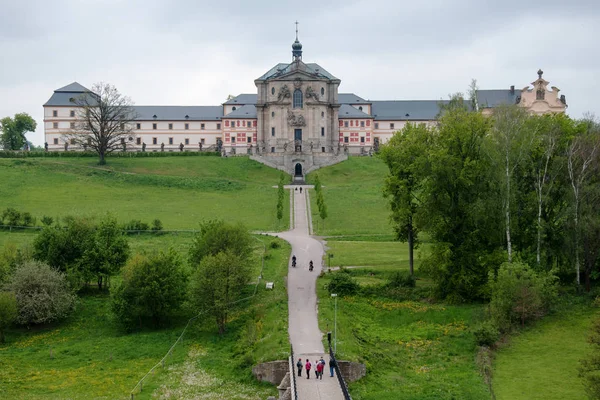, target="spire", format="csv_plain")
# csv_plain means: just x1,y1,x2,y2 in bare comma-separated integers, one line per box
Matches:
292,20,303,61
